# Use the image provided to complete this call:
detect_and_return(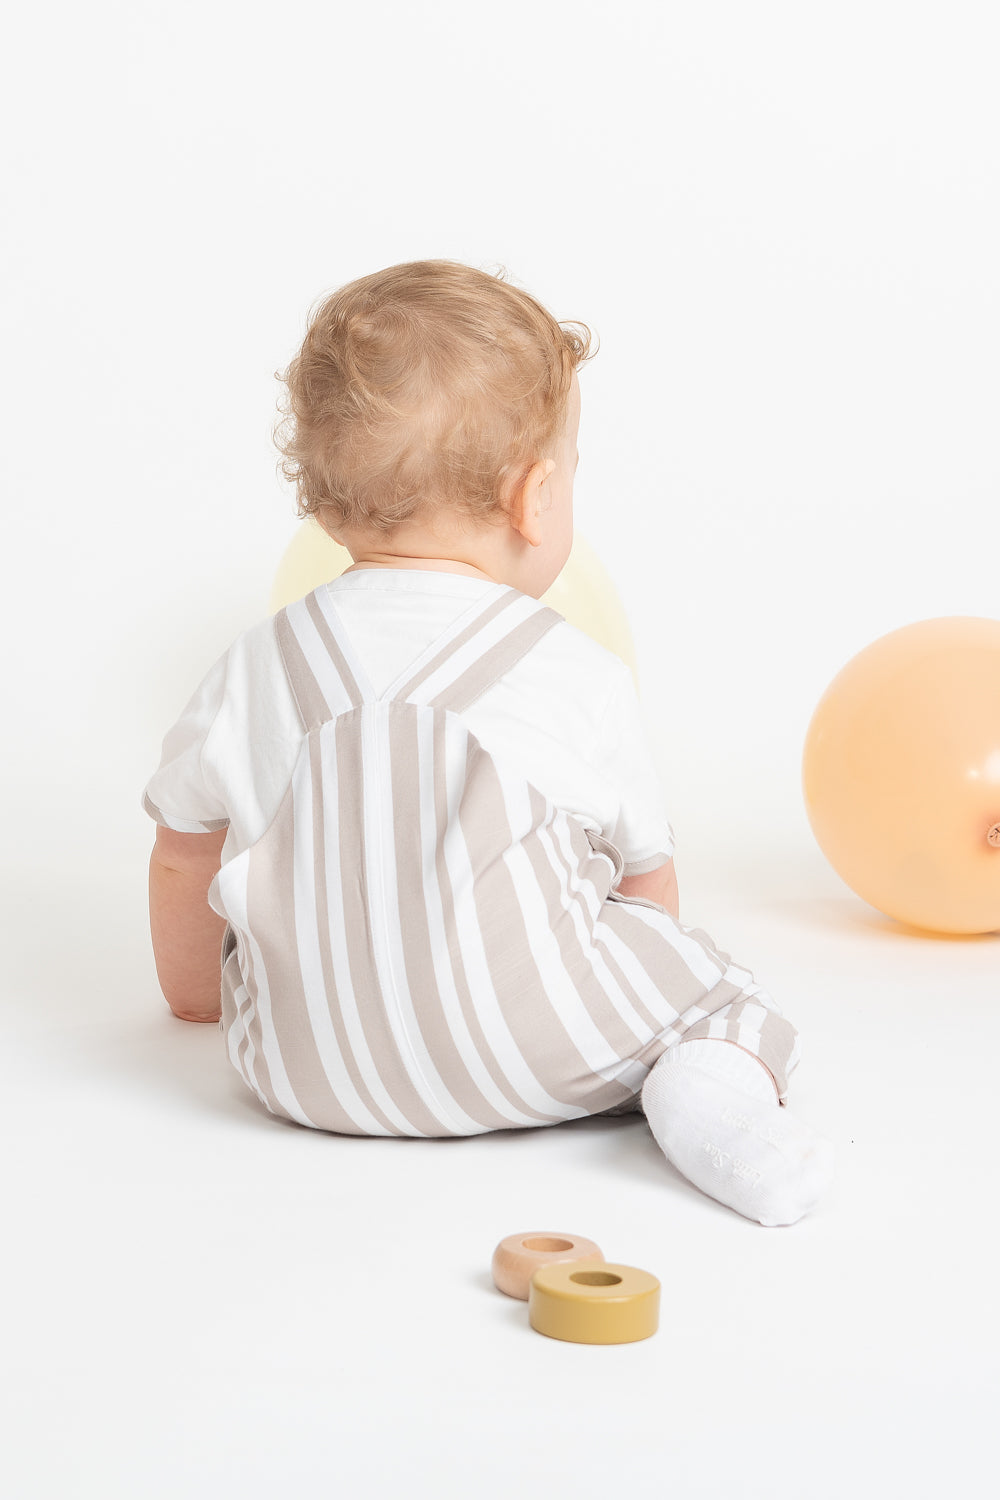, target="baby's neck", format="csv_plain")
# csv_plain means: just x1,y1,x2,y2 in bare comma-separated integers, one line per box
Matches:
341,553,496,582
